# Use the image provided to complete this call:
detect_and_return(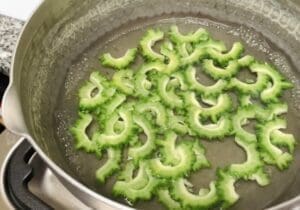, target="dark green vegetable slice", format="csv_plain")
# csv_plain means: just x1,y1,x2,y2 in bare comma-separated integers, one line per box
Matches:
257,118,294,170
100,48,137,69
140,29,164,61
79,71,115,111
96,147,122,183
172,178,219,209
